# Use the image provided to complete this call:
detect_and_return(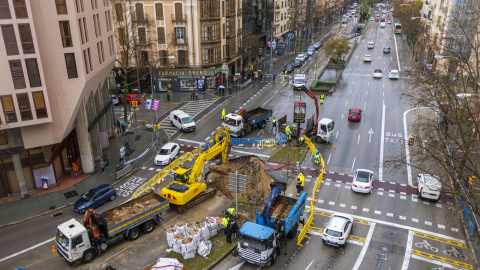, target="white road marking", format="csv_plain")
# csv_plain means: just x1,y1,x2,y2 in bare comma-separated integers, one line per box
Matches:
148,167,154,171
401,230,414,270
142,166,147,169
351,205,357,210
436,203,442,208
357,134,361,144
345,185,350,189
412,218,419,223
412,254,470,270
305,260,315,270
404,107,429,186
227,261,245,270
379,104,385,180
393,28,401,71
387,213,393,217
452,228,459,232
412,198,418,202
327,154,331,164
374,210,381,215
400,196,406,200
378,191,384,195
438,224,445,229
352,222,376,270
340,203,346,207
363,208,369,212
205,136,210,141
328,201,335,205
0,237,55,263
351,157,356,172
388,193,395,197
